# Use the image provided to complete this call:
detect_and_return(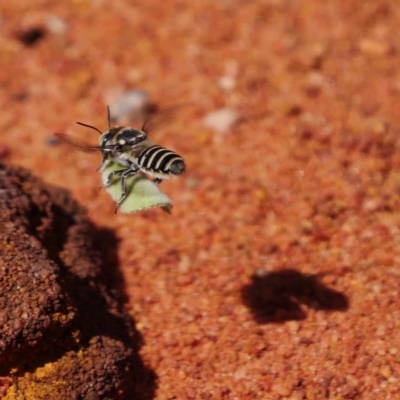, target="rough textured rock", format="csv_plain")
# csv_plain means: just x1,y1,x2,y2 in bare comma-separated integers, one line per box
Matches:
0,164,153,400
